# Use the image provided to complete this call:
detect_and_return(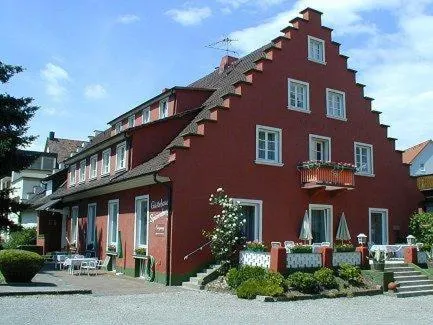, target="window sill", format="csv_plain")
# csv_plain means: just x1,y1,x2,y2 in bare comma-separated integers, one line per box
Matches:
115,167,126,173
89,176,97,181
308,58,327,65
101,173,110,178
326,114,347,122
355,172,375,178
254,160,284,167
287,107,311,114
